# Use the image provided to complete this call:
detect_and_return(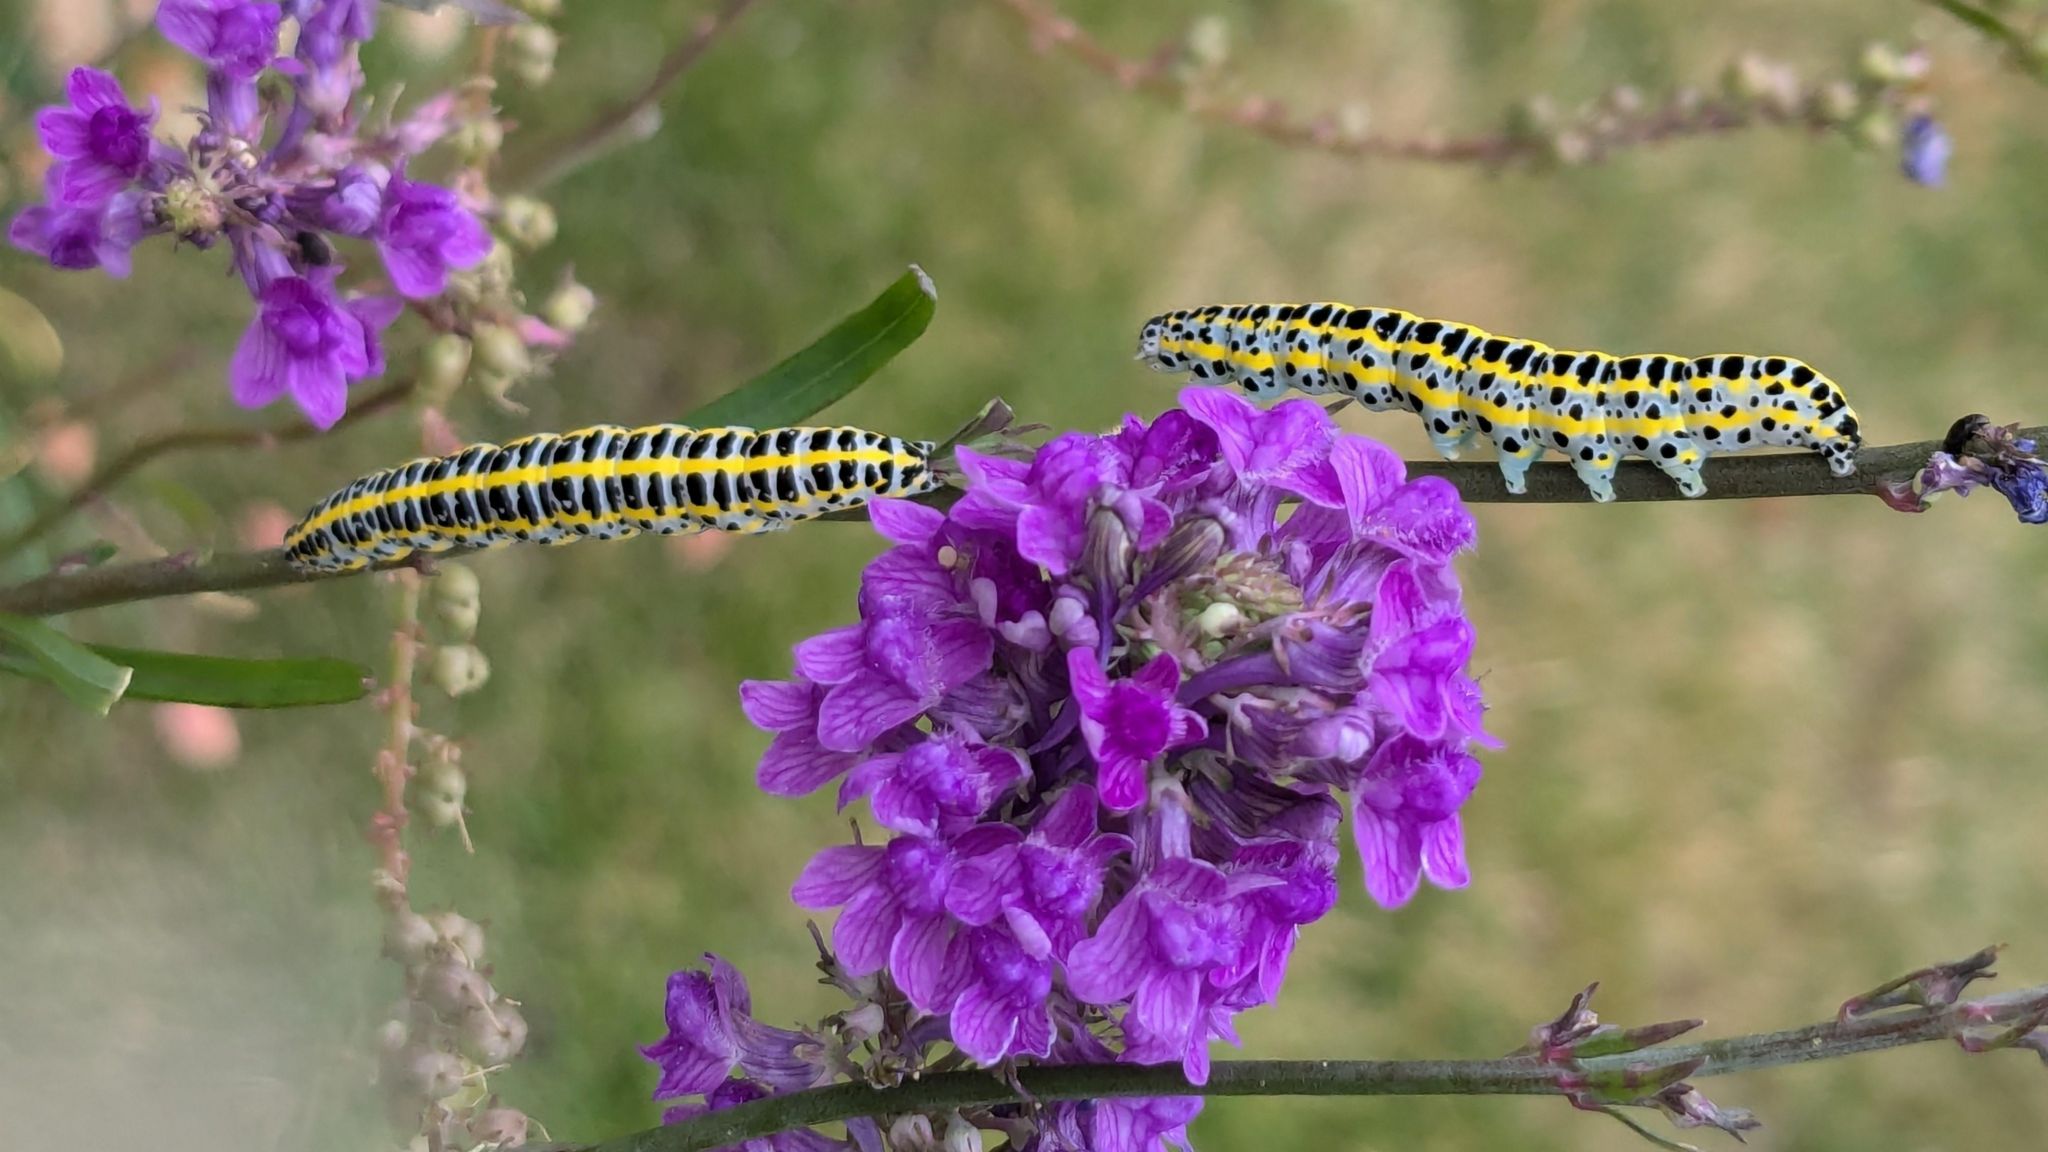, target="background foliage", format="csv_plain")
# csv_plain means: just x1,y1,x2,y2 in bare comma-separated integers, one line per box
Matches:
2,1,2045,1149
